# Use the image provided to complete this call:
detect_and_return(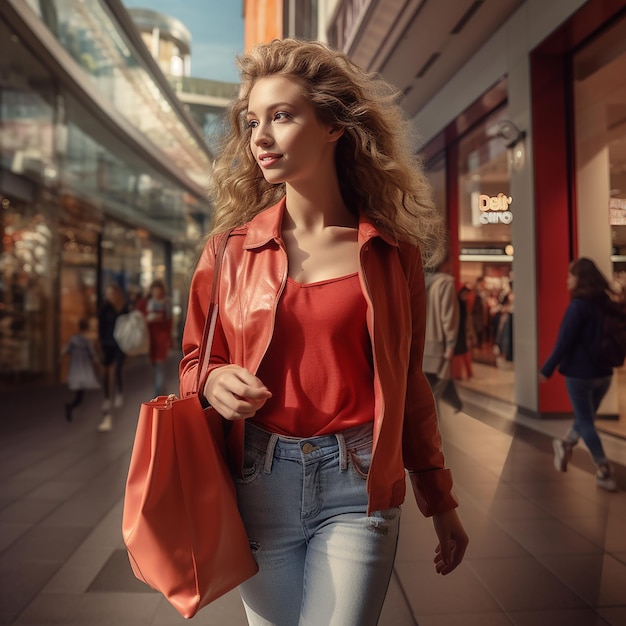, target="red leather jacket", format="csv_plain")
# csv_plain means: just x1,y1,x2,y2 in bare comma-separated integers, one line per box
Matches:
180,199,457,517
